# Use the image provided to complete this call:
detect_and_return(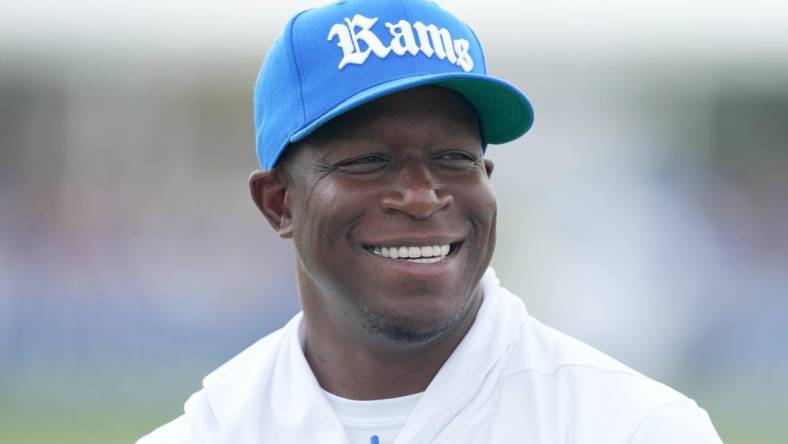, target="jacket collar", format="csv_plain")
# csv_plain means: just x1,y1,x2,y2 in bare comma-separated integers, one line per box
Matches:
193,268,527,443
